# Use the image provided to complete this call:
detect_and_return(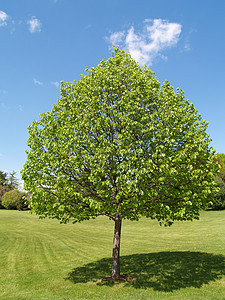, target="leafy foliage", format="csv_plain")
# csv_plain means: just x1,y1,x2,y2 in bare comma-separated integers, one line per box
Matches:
210,176,225,210
8,171,19,190
0,186,10,208
2,190,27,210
0,171,8,187
215,153,225,182
22,47,219,225
215,153,225,168
0,170,19,208
209,153,225,210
